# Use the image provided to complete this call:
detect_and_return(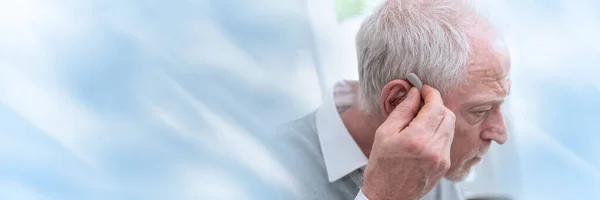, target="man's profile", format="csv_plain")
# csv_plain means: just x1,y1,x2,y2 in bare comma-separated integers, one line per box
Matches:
275,0,510,199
